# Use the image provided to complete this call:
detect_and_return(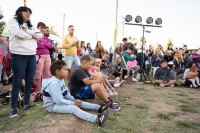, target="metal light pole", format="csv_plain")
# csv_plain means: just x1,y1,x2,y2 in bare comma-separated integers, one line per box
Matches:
63,13,65,37
23,0,26,6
